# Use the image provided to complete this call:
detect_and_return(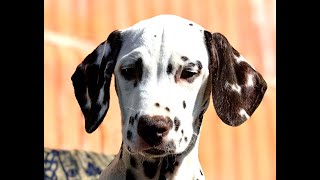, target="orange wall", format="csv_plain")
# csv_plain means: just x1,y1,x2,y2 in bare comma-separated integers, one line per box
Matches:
44,0,276,180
